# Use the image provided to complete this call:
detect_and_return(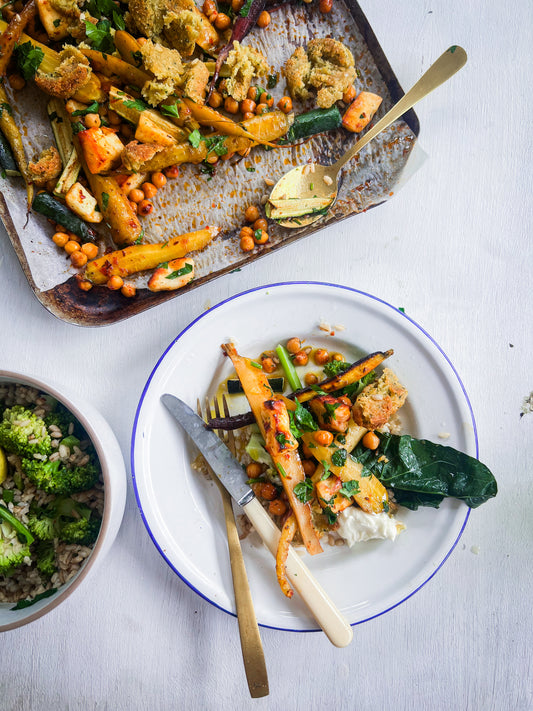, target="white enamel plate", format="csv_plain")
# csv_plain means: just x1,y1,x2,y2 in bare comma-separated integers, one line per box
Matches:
131,282,476,631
